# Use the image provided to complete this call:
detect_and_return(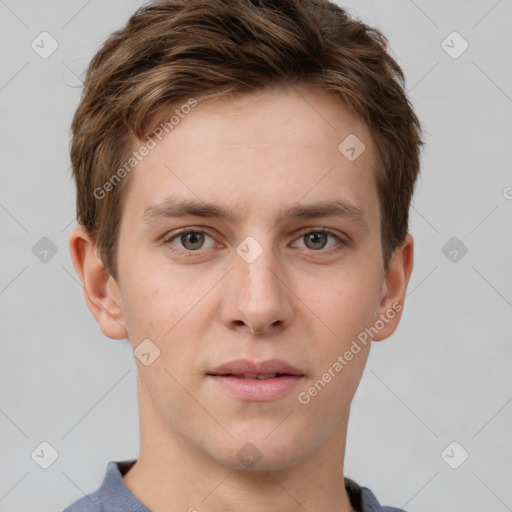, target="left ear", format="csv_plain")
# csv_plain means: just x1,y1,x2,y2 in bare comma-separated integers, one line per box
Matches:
372,233,414,342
